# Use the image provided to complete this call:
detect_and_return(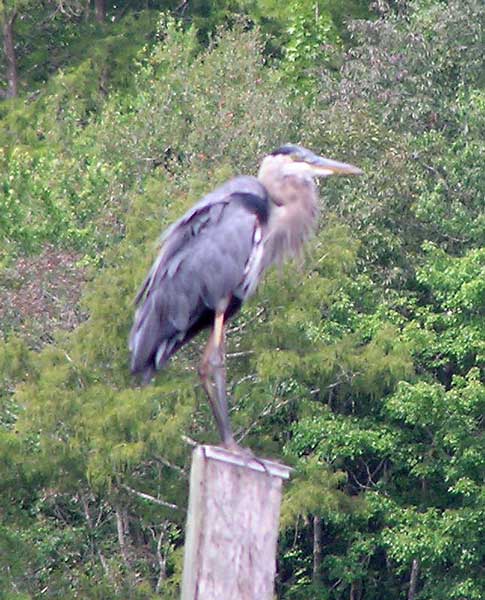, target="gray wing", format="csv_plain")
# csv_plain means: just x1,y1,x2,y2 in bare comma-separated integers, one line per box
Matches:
130,176,268,380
